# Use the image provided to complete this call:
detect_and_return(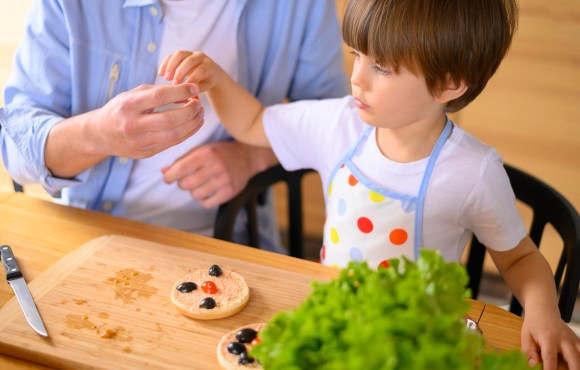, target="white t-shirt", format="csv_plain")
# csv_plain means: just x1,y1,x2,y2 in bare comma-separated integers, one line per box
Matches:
263,96,527,261
122,0,237,235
